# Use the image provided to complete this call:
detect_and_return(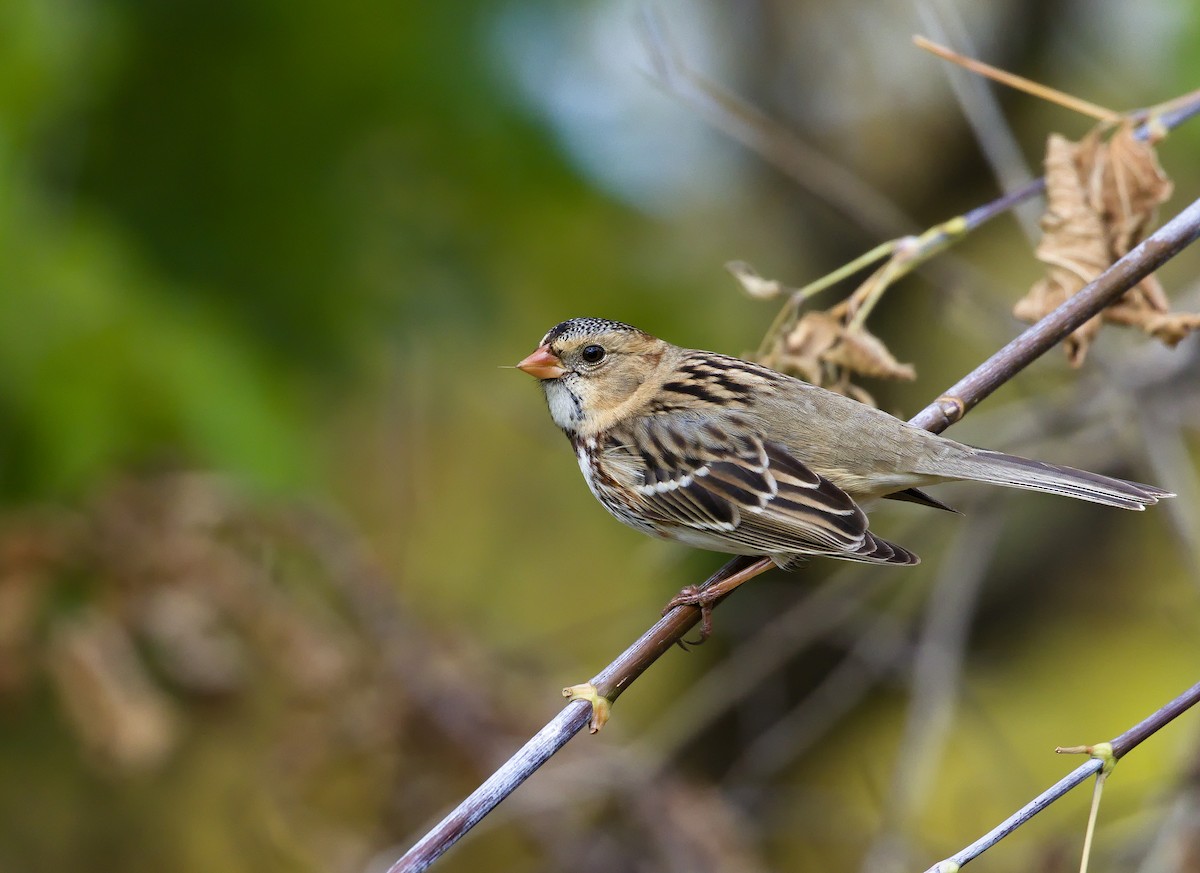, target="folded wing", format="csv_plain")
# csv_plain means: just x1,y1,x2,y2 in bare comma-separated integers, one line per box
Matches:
621,417,918,566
